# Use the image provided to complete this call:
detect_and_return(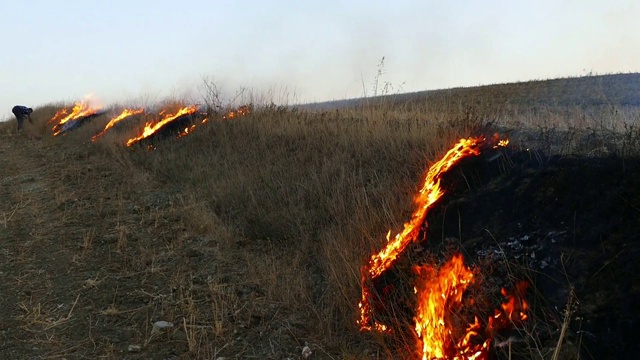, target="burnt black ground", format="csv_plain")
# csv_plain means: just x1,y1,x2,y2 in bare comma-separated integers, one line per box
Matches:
367,148,640,359
58,111,107,134
129,114,204,147
422,149,640,358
